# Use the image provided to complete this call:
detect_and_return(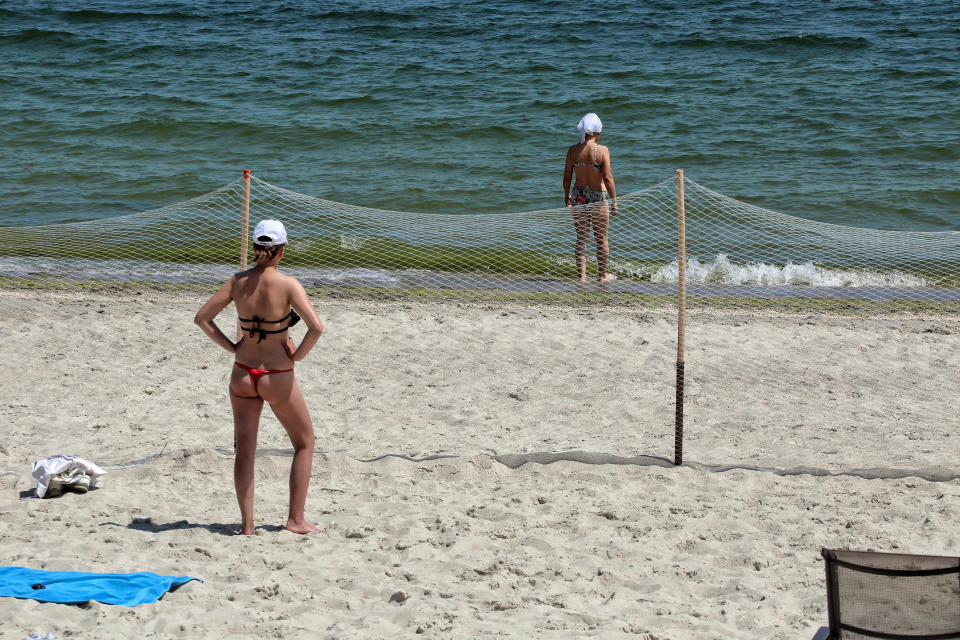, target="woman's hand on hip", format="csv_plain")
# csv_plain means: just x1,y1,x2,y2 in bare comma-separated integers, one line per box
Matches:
284,337,298,361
